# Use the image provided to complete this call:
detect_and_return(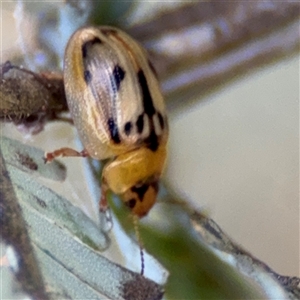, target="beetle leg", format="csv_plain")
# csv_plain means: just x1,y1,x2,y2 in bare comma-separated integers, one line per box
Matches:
99,179,109,213
44,148,89,163
99,179,113,231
